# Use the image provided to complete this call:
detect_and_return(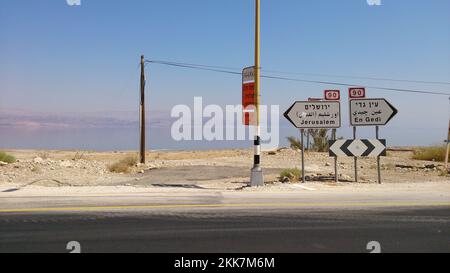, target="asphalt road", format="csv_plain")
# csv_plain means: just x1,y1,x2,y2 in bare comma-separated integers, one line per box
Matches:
1,206,449,253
